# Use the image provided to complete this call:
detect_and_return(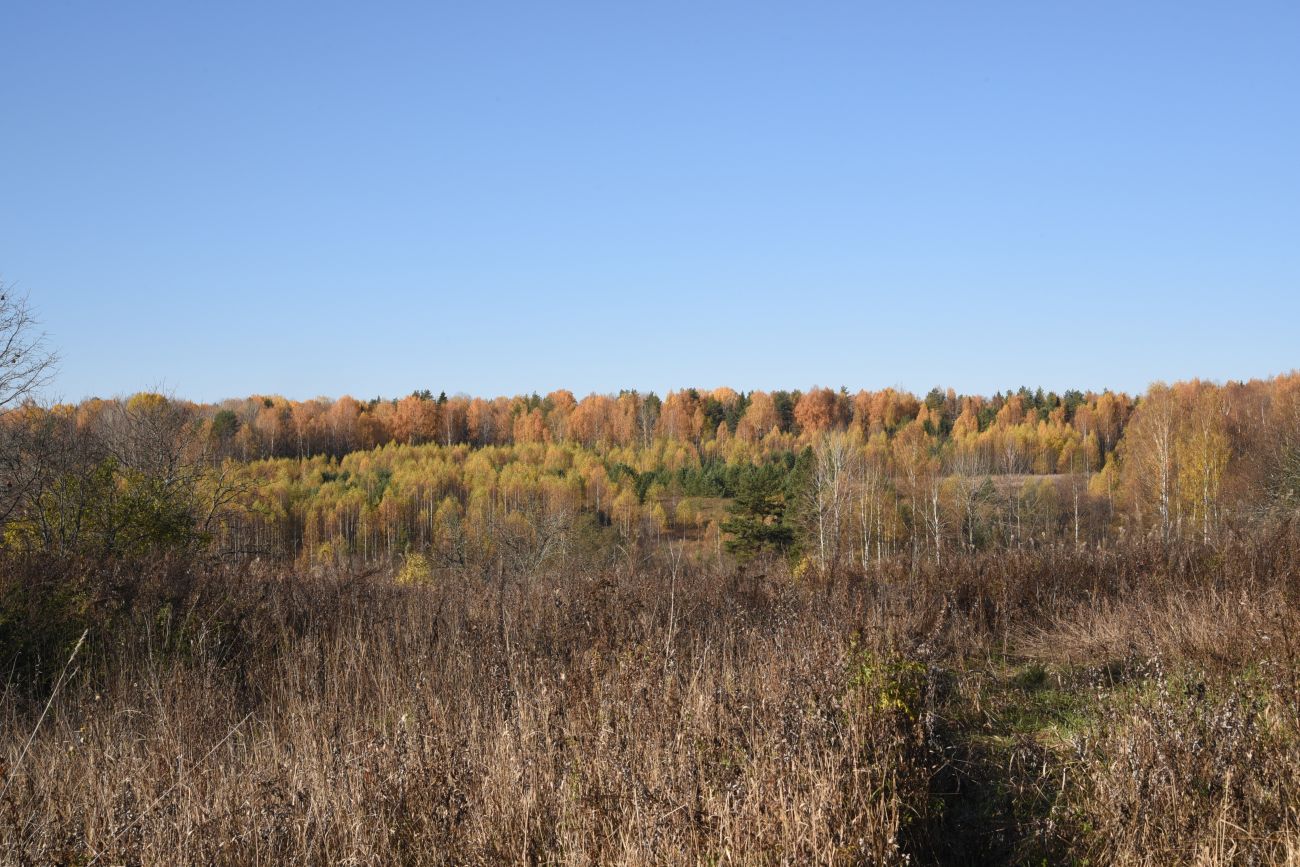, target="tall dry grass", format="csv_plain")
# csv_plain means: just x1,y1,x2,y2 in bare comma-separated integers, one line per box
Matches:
0,556,951,865
0,522,1298,864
